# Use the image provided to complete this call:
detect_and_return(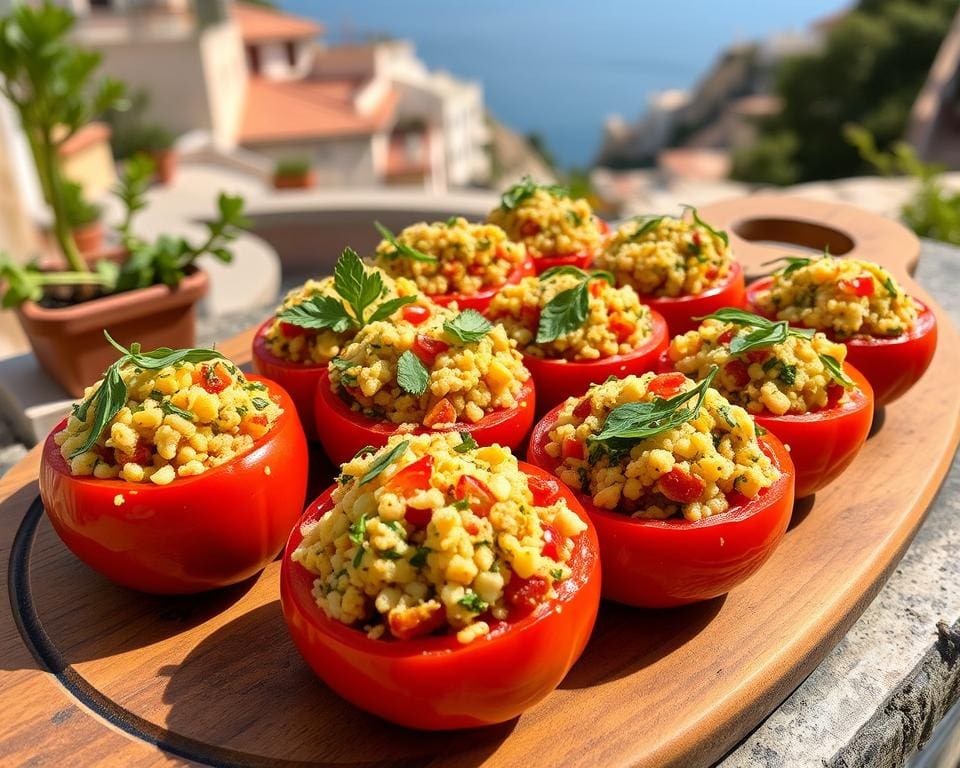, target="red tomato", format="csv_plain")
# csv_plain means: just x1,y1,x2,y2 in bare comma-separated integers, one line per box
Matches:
314,372,537,465
520,220,541,238
637,261,746,336
527,404,795,607
422,397,456,427
746,277,938,406
527,474,561,506
658,467,705,504
540,524,564,560
192,362,232,394
527,217,607,276
838,276,875,297
39,377,309,594
429,258,535,313
647,371,686,398
279,321,307,338
520,308,669,414
455,475,496,517
279,461,601,730
561,437,584,460
412,335,450,366
724,359,750,388
504,574,551,618
402,304,432,325
252,317,325,442
384,455,434,496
